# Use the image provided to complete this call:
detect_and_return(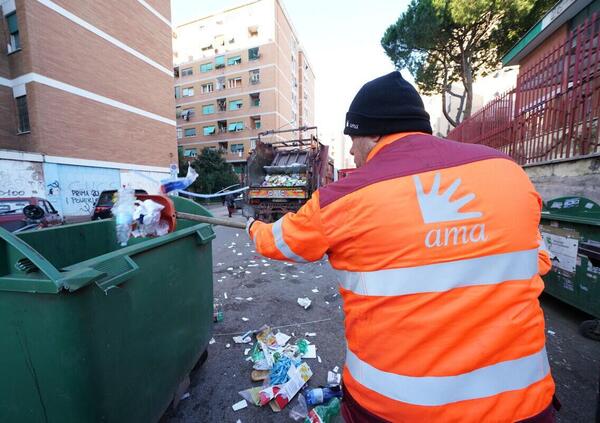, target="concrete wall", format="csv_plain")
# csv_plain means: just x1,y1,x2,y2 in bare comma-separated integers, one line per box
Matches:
0,157,168,217
525,157,600,203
